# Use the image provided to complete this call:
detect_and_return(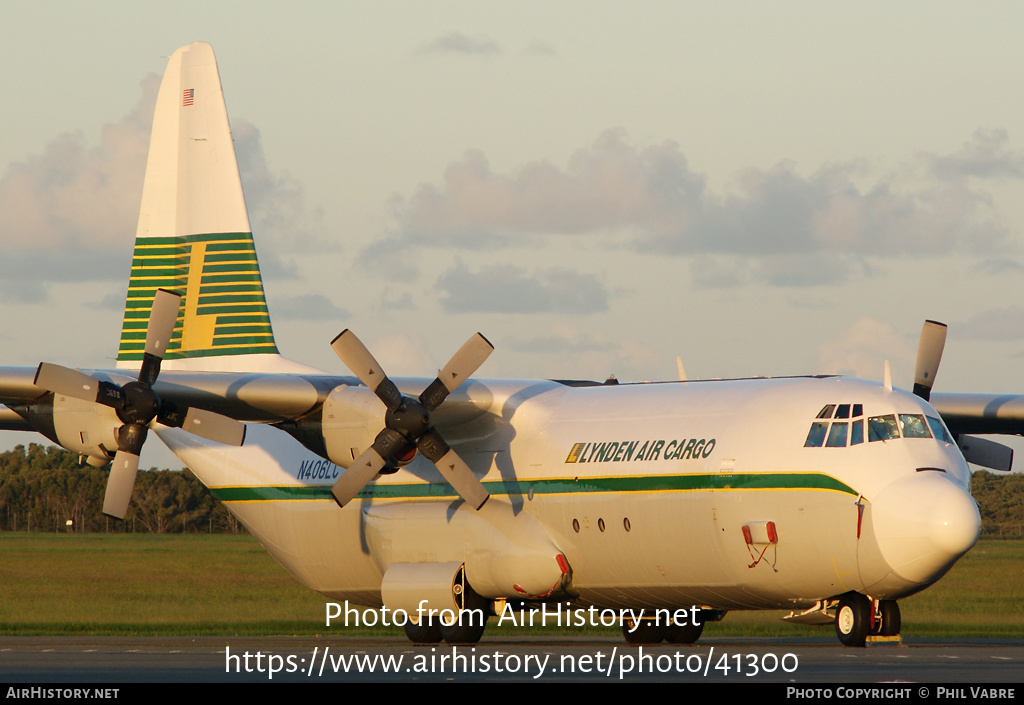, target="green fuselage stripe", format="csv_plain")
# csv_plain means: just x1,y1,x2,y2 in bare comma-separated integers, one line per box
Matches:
209,472,858,503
